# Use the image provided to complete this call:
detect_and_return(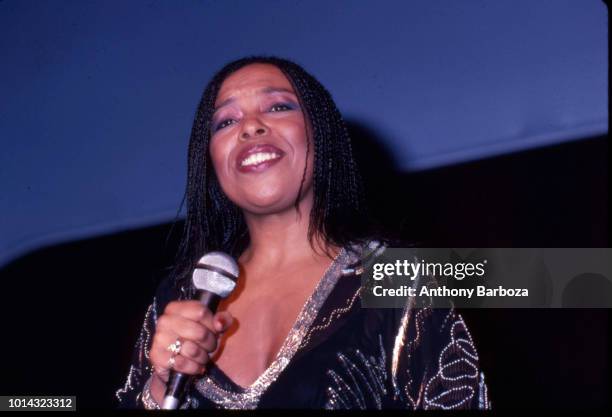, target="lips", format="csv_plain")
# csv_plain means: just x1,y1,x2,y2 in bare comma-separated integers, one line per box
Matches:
236,143,285,173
